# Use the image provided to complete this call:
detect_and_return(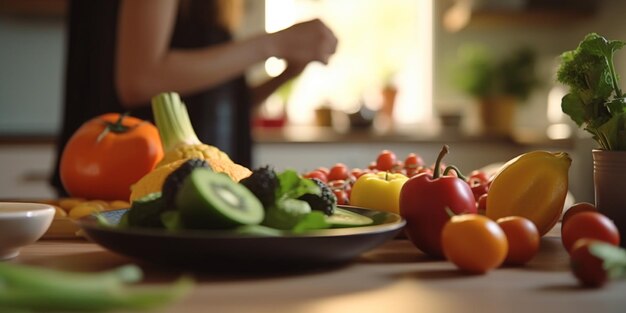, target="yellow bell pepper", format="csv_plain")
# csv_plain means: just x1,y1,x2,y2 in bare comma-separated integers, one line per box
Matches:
350,172,408,214
486,151,571,236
